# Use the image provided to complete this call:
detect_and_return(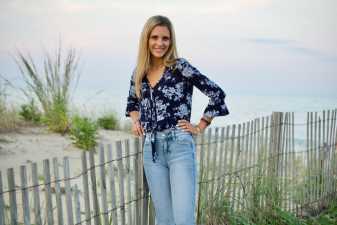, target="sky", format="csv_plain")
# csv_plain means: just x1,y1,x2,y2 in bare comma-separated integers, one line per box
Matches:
0,0,336,112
